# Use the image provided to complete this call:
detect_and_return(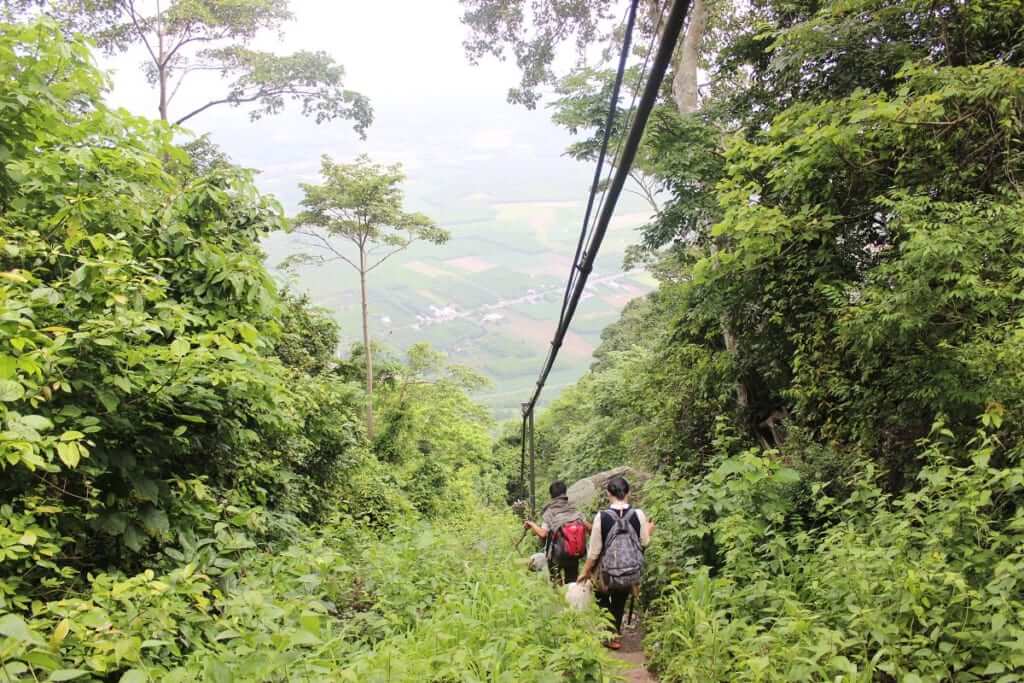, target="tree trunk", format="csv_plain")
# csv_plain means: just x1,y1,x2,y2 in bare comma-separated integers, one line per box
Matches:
156,23,168,121
358,247,375,439
158,66,169,121
670,0,759,426
673,0,705,113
